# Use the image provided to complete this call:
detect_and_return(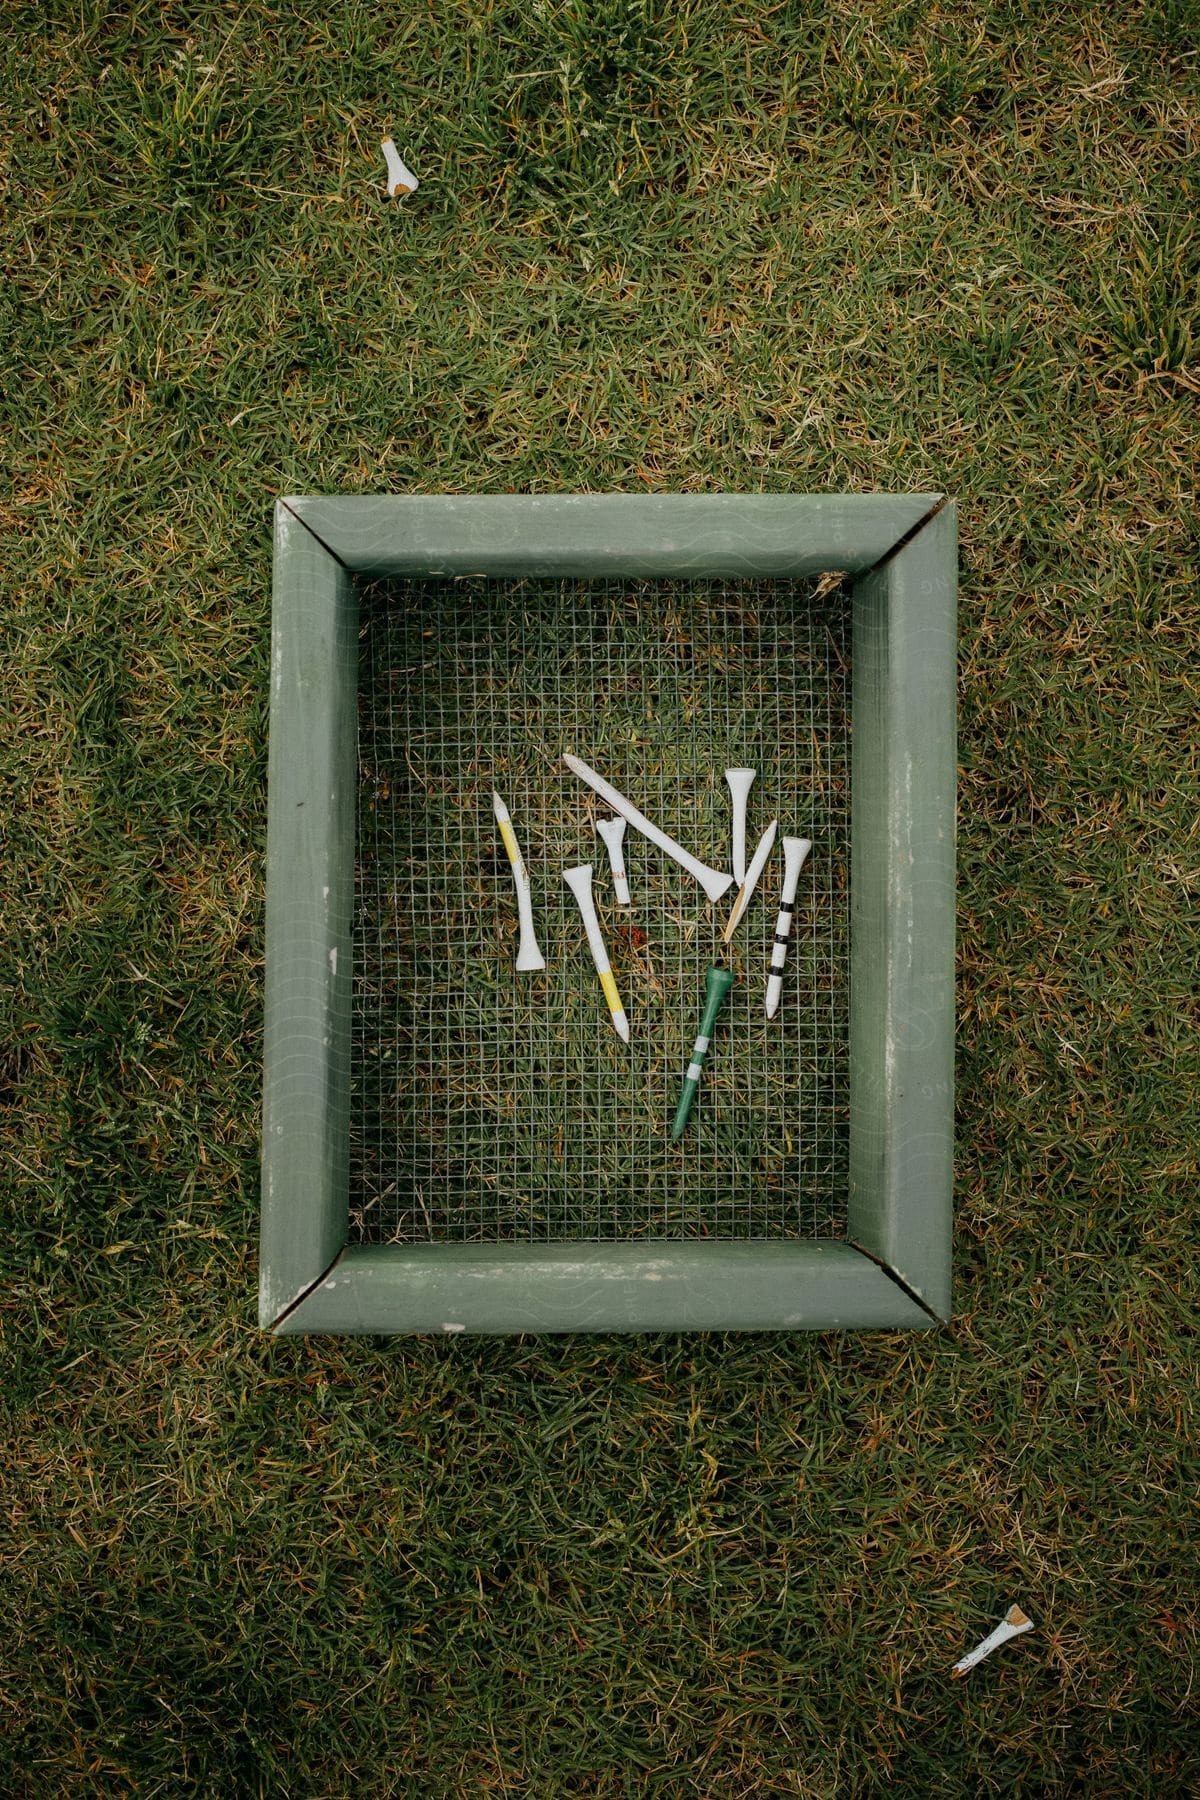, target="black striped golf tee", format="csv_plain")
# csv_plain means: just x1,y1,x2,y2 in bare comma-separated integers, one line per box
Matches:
765,837,813,1020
